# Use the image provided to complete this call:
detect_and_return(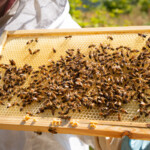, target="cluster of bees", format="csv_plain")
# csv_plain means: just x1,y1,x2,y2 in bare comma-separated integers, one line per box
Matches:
0,33,149,132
